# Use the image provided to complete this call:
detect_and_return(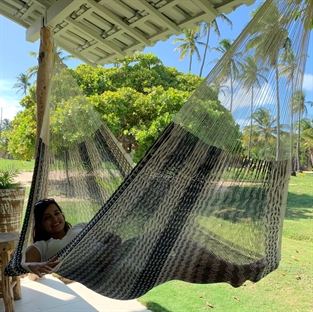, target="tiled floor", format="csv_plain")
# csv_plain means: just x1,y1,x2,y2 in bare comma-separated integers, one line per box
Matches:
0,275,151,312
